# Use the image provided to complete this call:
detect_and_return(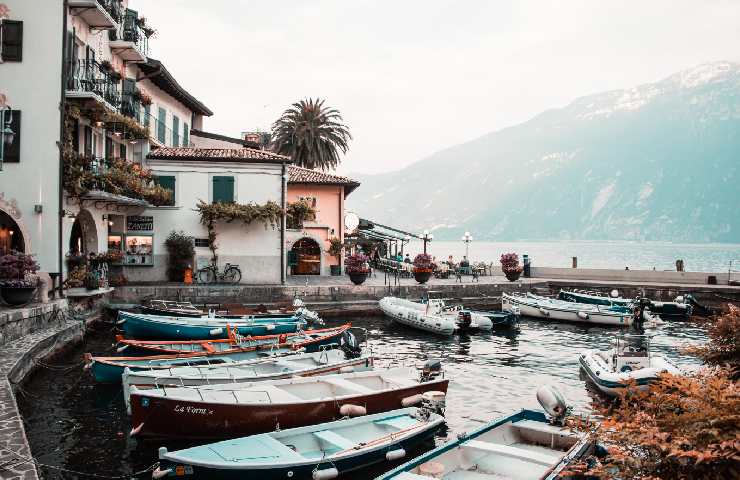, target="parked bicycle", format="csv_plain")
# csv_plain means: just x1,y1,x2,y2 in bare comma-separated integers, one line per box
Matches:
197,262,242,284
